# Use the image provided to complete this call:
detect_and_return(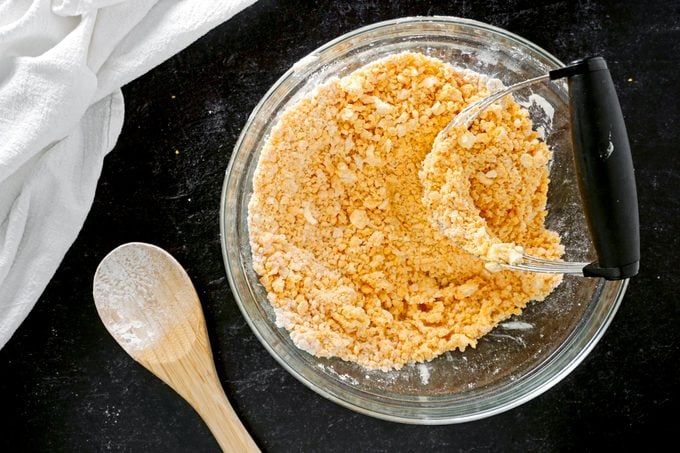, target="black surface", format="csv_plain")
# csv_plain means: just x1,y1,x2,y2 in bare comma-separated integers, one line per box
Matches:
1,1,678,451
